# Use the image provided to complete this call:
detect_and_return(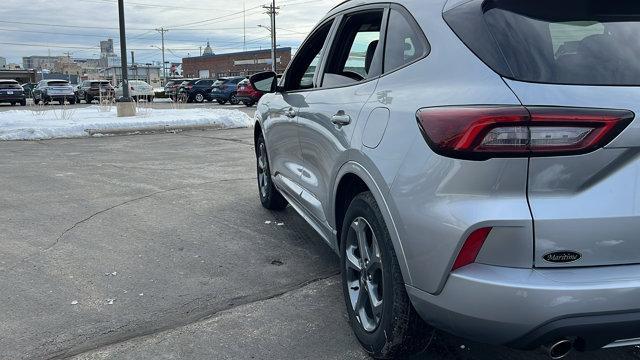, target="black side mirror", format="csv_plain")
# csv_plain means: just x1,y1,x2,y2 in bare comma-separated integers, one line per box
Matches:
250,71,278,93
